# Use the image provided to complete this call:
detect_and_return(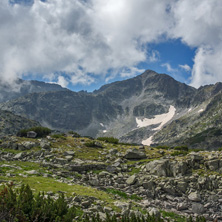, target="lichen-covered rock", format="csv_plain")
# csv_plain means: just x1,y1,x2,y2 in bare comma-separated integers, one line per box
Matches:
146,159,172,177
188,192,201,202
124,148,146,160
126,175,137,185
